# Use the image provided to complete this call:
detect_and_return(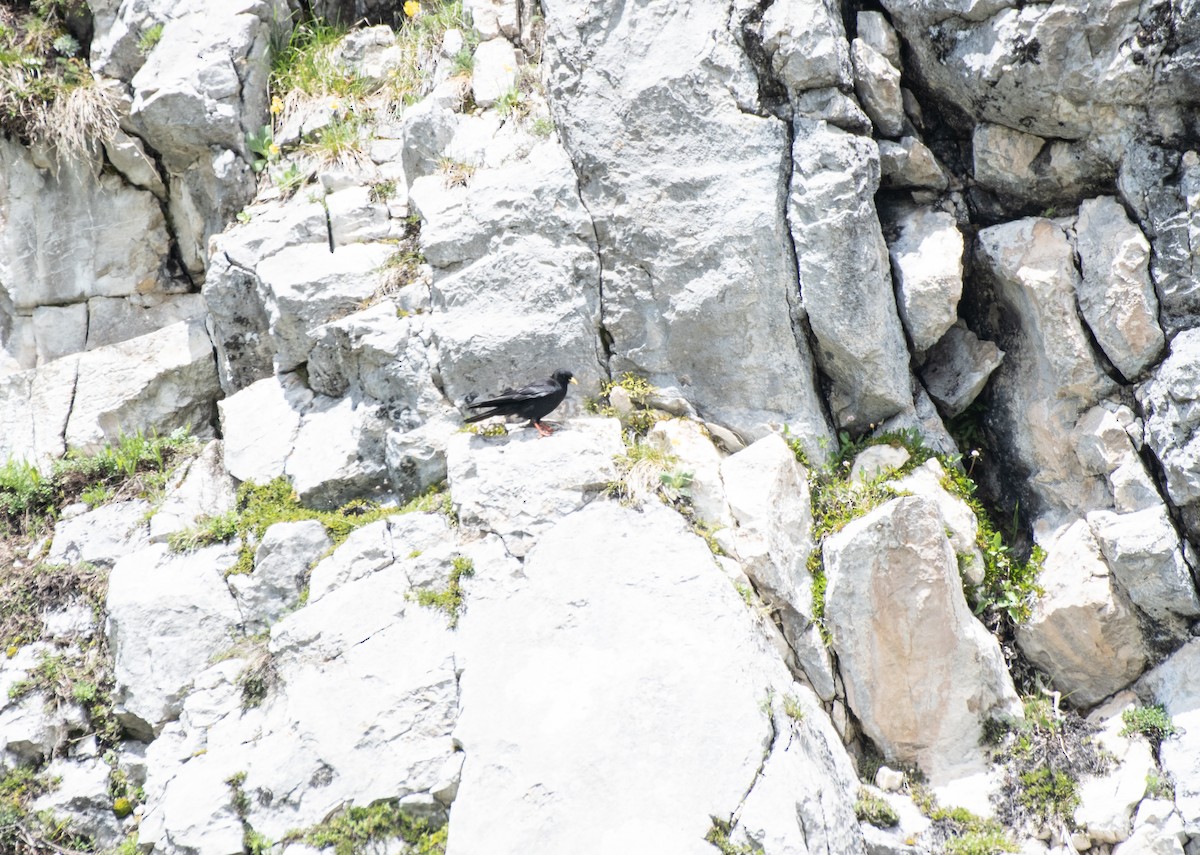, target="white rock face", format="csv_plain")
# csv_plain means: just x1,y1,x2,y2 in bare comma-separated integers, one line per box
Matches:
228,520,332,629
446,418,622,556
542,0,832,447
758,0,851,96
1112,800,1189,855
1138,329,1200,540
148,440,238,544
974,217,1116,522
823,496,1021,796
86,293,208,352
31,758,125,848
1076,694,1156,844
1137,639,1200,827
451,499,861,853
471,37,518,107
65,319,221,455
791,120,913,428
646,419,732,528
1017,520,1148,710
719,434,833,699
47,501,151,568
920,322,1005,418
851,38,904,138
106,544,242,738
1087,506,1200,642
887,206,964,352
1074,197,1164,380
0,140,169,330
218,373,311,485
284,395,392,509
